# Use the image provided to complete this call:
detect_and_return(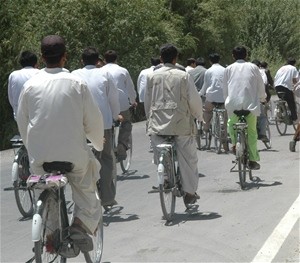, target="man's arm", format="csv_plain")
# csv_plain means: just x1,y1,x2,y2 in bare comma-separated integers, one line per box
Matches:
82,84,104,152
187,74,203,122
107,72,120,120
16,87,29,147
